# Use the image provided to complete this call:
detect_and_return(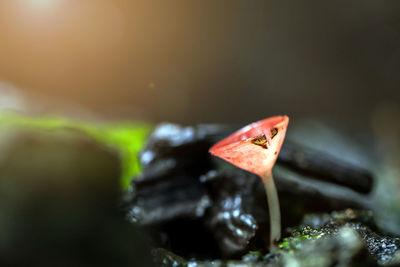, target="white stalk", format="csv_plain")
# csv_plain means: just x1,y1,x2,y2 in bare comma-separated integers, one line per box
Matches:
262,173,281,250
